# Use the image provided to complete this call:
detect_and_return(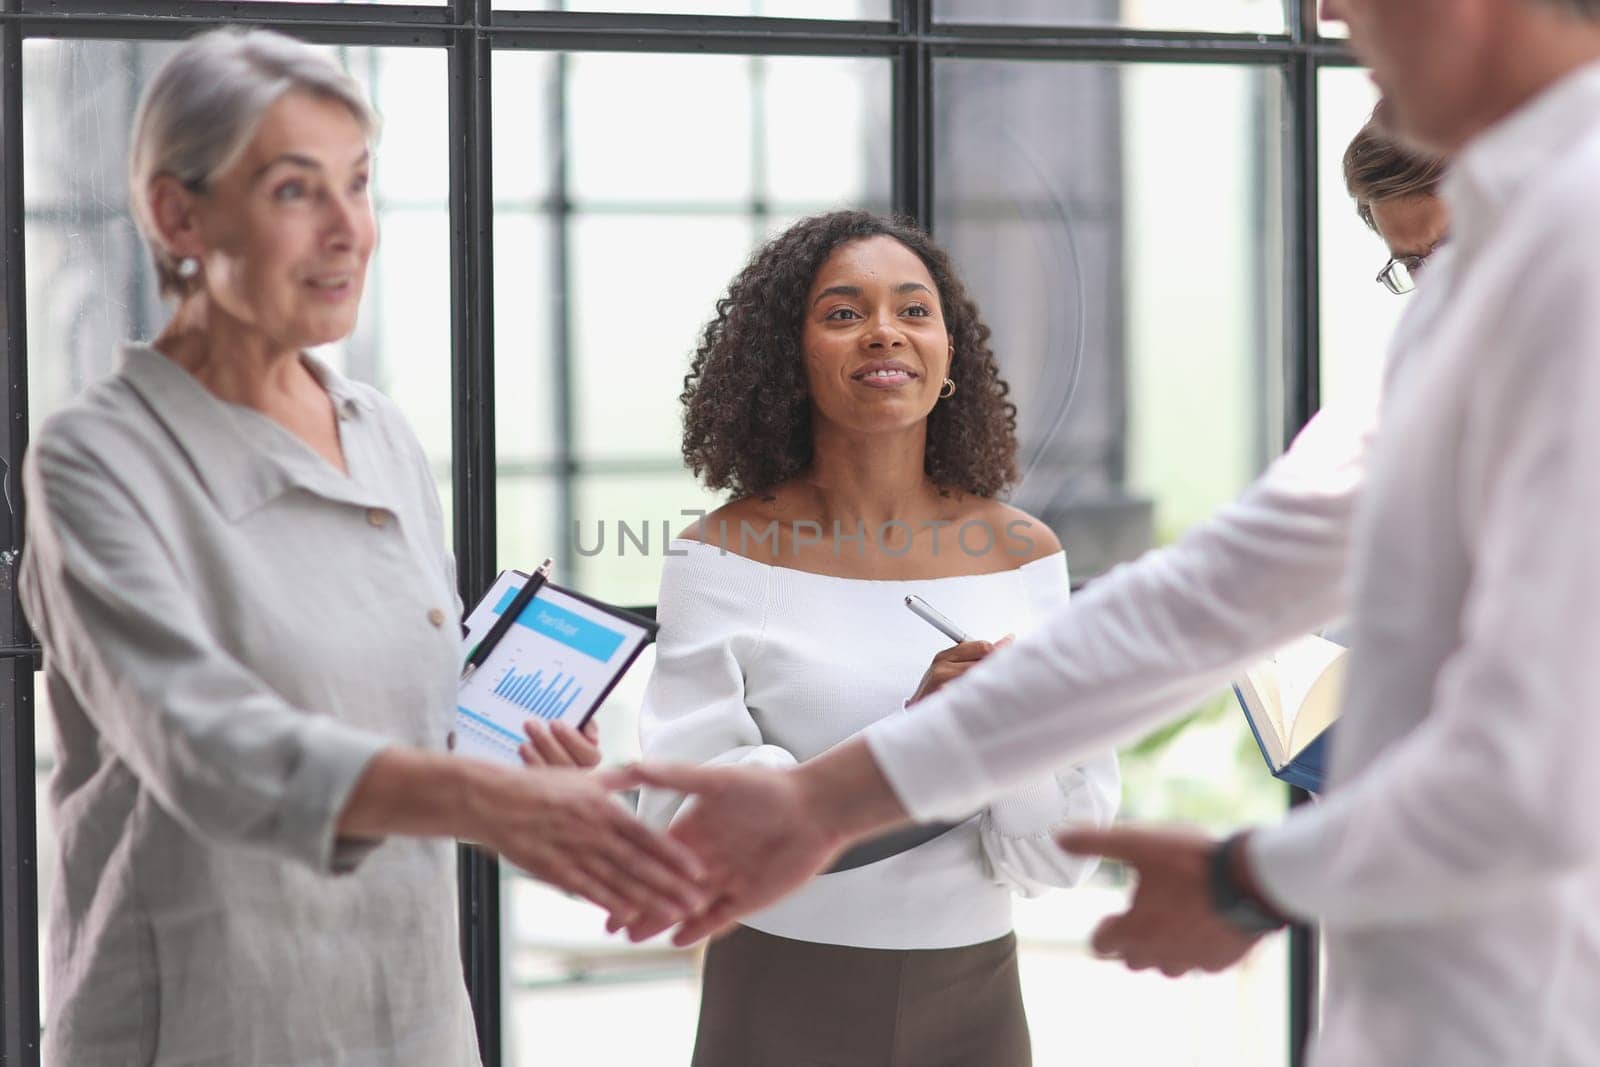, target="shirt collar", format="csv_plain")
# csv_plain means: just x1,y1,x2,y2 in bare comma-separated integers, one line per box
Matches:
117,343,382,521
302,348,375,421
1444,59,1600,249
